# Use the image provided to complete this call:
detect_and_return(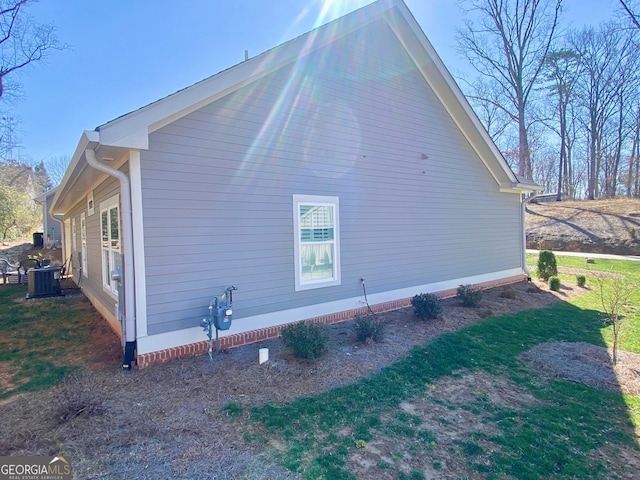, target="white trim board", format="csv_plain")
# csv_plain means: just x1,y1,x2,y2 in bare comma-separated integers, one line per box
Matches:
136,267,522,355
